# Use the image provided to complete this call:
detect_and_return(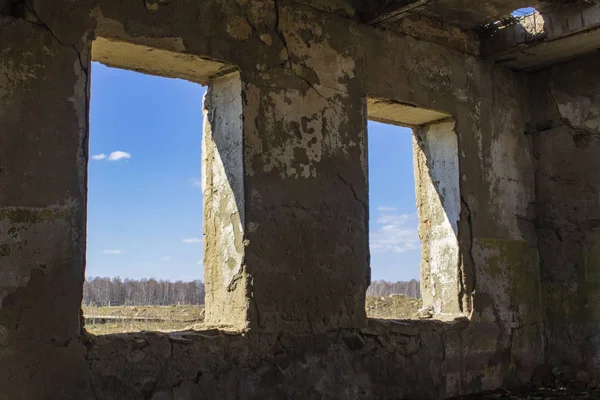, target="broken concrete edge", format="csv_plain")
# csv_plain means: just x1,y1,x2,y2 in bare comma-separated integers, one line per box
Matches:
480,2,600,71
